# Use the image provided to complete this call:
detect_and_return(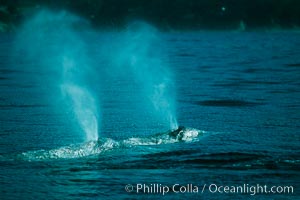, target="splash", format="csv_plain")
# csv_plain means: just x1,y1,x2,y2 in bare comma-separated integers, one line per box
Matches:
15,10,99,141
20,127,205,160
